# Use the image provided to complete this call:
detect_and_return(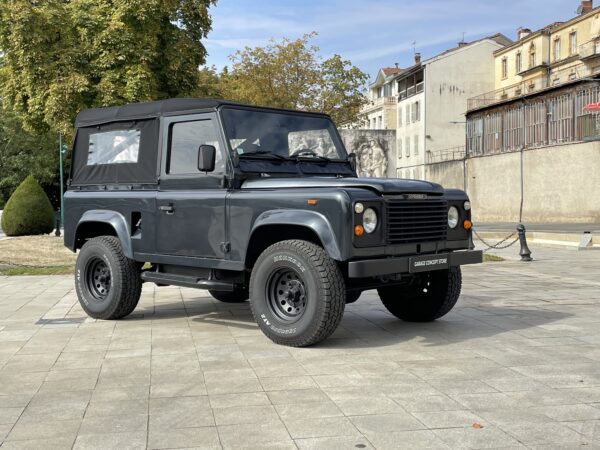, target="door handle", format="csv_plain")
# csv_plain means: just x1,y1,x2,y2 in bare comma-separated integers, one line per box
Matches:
159,204,175,215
